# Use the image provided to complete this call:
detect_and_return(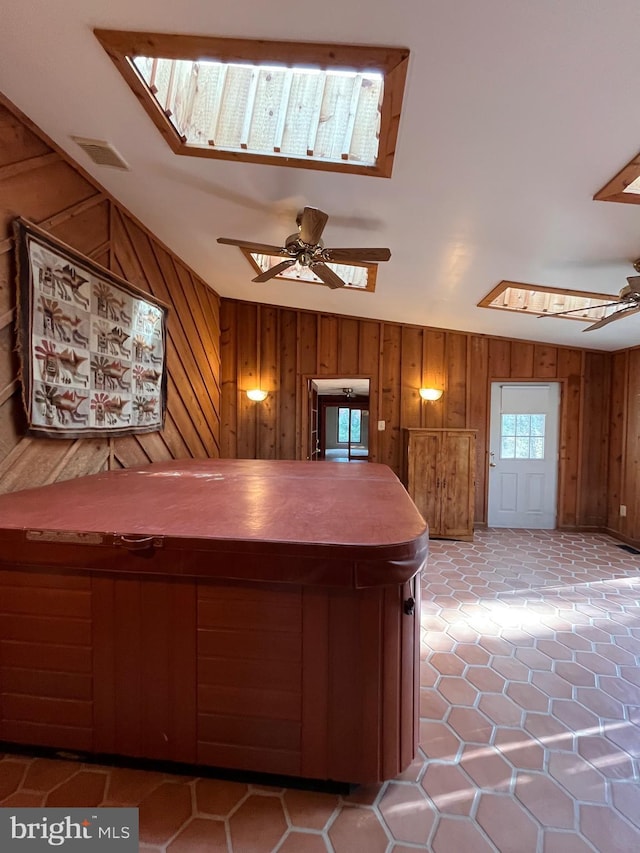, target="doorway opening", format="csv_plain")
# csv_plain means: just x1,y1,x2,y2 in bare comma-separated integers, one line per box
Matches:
305,377,370,462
